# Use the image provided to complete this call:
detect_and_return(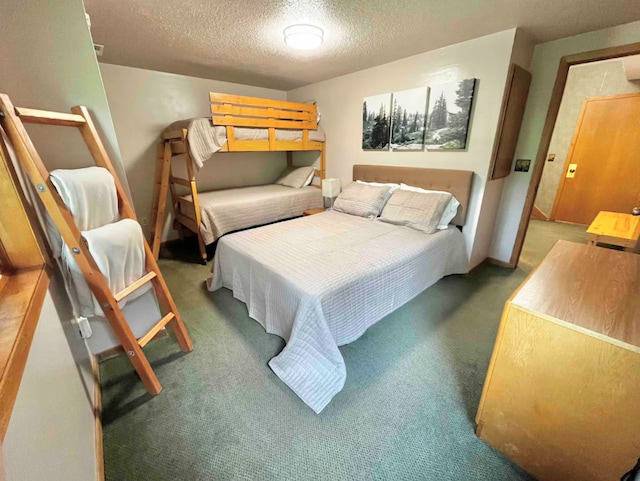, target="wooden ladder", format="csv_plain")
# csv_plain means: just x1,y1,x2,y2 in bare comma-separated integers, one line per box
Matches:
149,136,174,262
0,94,193,395
149,130,207,264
